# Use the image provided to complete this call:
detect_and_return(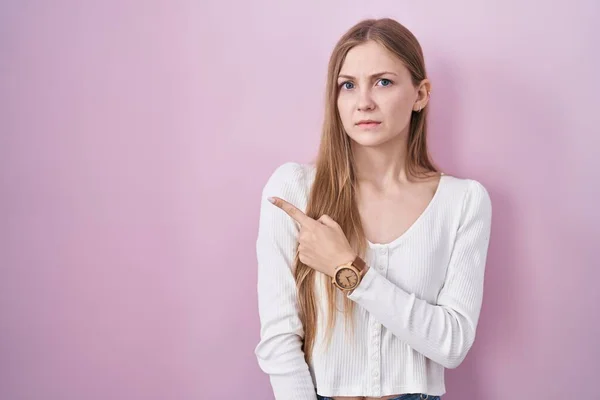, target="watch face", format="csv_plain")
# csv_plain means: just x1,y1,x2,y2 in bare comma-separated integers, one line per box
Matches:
335,268,359,289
